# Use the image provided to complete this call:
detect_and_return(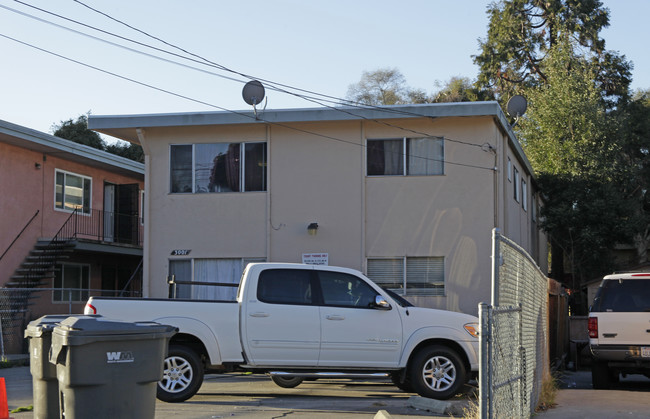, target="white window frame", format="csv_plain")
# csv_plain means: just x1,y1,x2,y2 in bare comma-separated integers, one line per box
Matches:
366,137,445,177
366,257,445,296
169,142,266,194
507,158,512,182
513,167,520,202
522,179,528,211
53,263,90,303
54,169,92,214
